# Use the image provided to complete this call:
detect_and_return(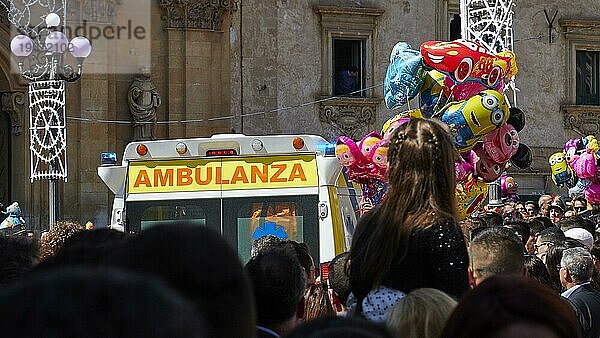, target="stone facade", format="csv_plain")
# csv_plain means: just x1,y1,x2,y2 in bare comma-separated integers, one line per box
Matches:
0,0,235,228
0,0,599,227
231,0,600,196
